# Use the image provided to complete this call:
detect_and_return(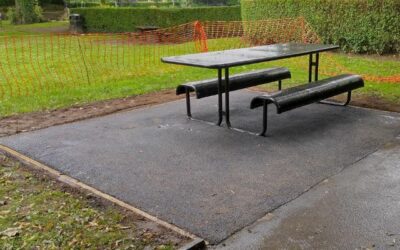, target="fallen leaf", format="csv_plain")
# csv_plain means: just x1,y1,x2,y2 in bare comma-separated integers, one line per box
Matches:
1,227,20,237
0,210,10,215
117,225,131,230
88,221,98,227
